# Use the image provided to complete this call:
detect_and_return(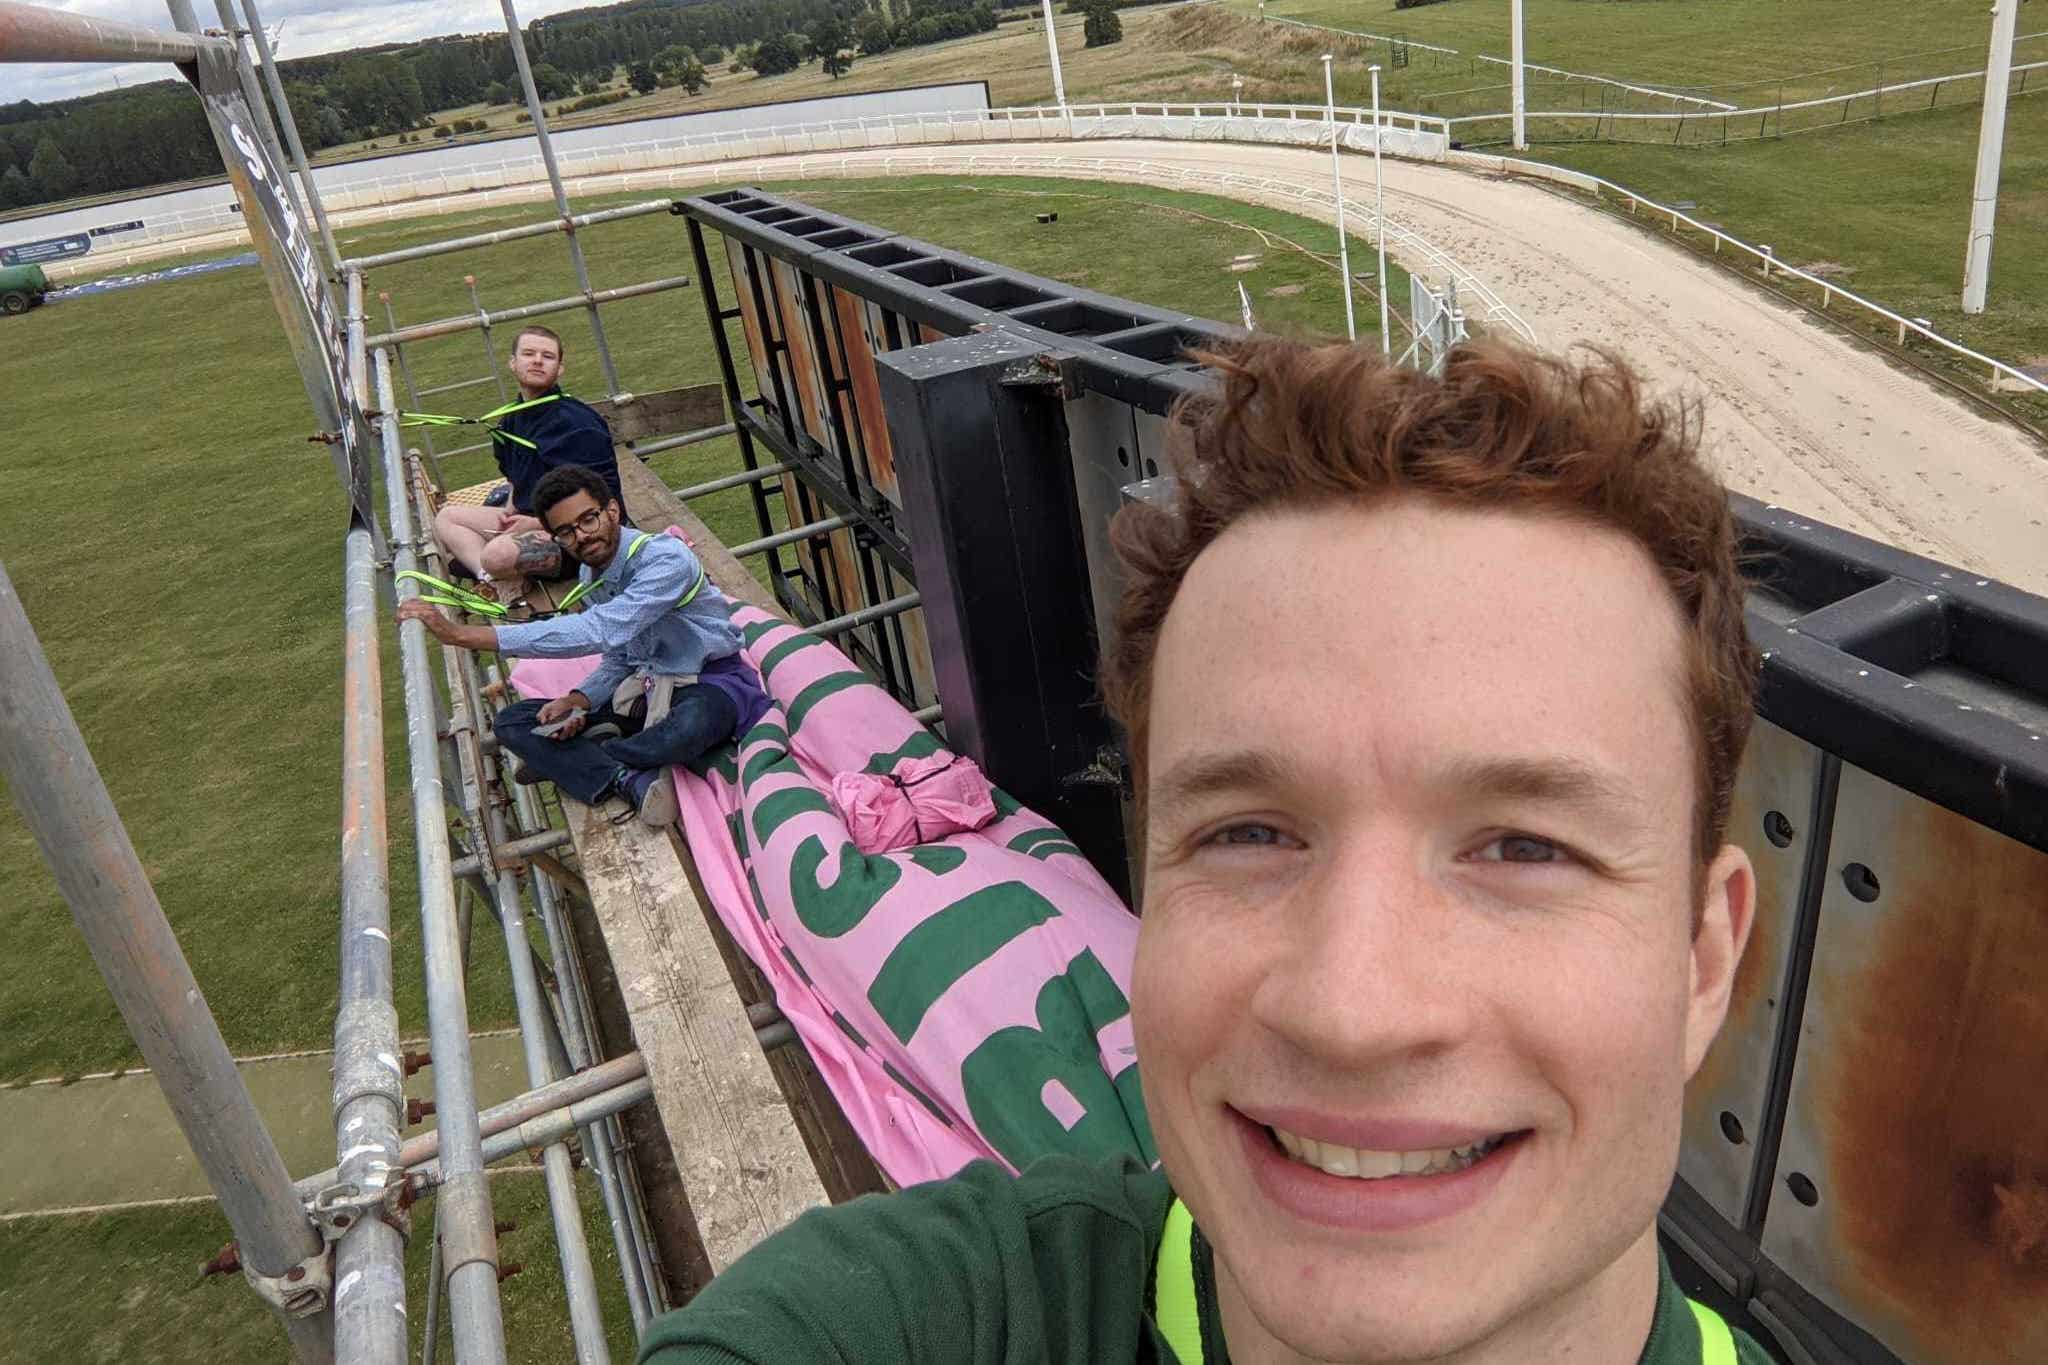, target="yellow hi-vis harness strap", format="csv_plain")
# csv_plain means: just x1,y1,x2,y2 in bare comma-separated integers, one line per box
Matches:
398,391,564,450
396,569,508,618
1149,1199,1740,1365
555,531,707,614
